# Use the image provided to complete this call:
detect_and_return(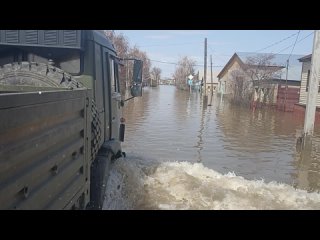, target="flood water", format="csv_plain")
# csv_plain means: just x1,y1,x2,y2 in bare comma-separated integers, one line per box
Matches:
103,85,320,209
